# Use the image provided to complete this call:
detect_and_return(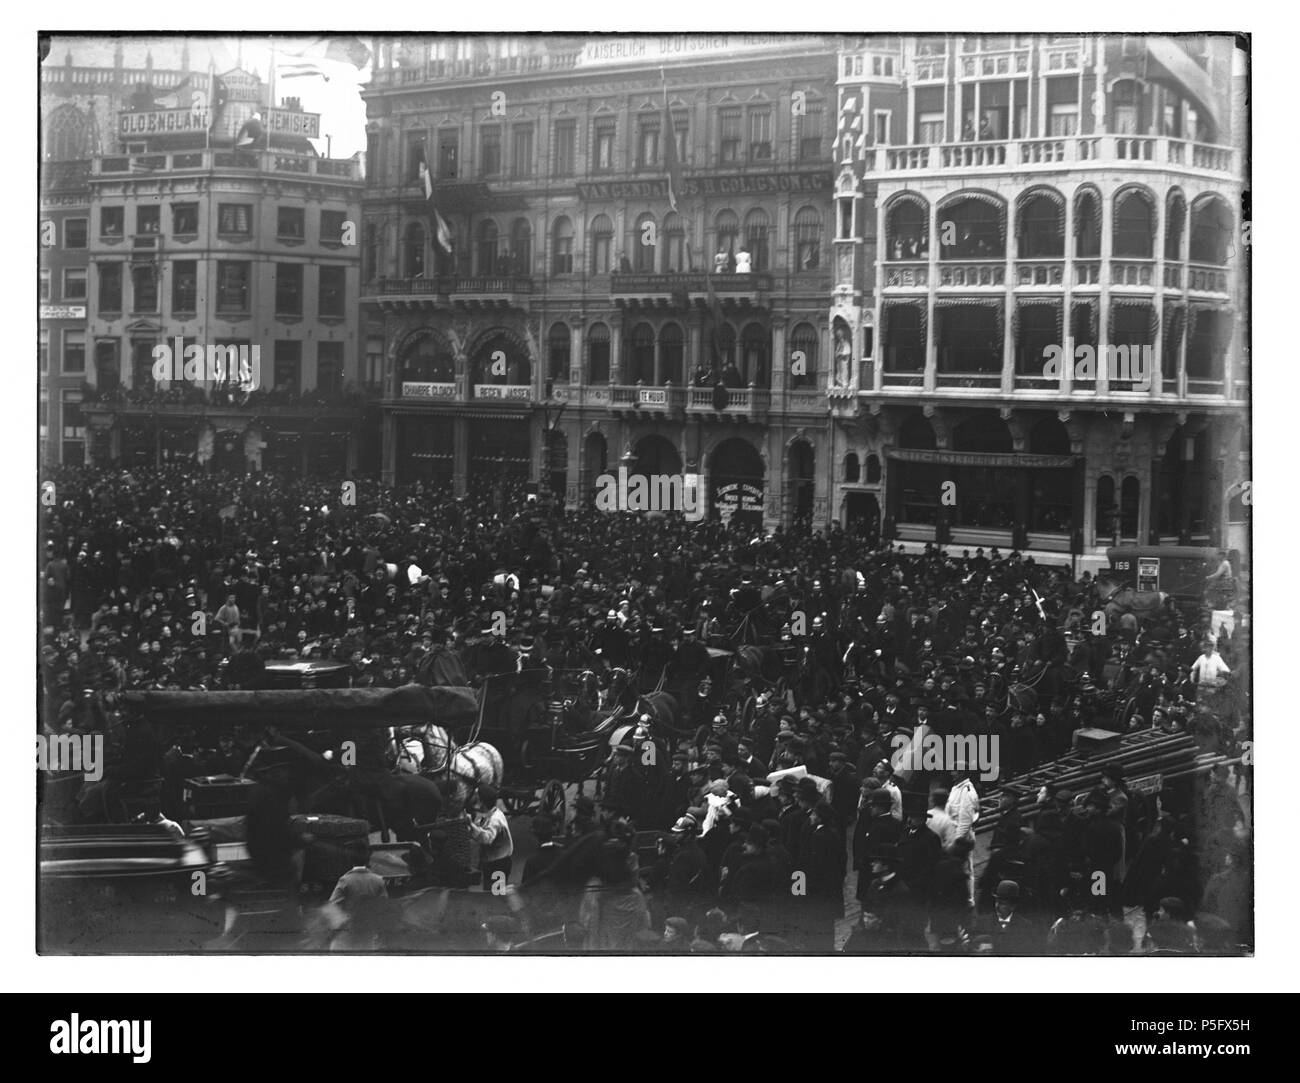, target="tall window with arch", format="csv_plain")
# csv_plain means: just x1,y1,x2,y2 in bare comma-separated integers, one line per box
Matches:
509,217,532,276
547,323,570,383
1095,475,1118,544
477,219,499,276
590,214,613,275
587,323,610,384
740,323,770,388
887,199,927,261
1113,190,1155,259
789,321,819,389
793,207,822,270
743,209,770,272
633,212,657,273
661,213,686,273
404,222,426,278
714,210,739,272
660,323,684,385
628,323,655,384
551,216,574,274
